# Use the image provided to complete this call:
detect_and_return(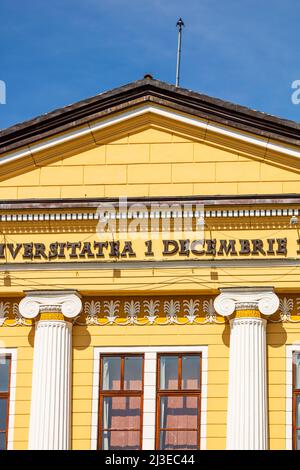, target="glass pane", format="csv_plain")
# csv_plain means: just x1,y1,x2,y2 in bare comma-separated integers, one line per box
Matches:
160,396,198,430
182,355,201,390
0,400,7,430
102,430,140,450
159,430,198,450
0,357,10,393
295,354,300,389
160,356,178,389
124,356,143,390
102,356,121,390
296,430,300,450
296,396,300,427
0,432,6,450
102,396,141,430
